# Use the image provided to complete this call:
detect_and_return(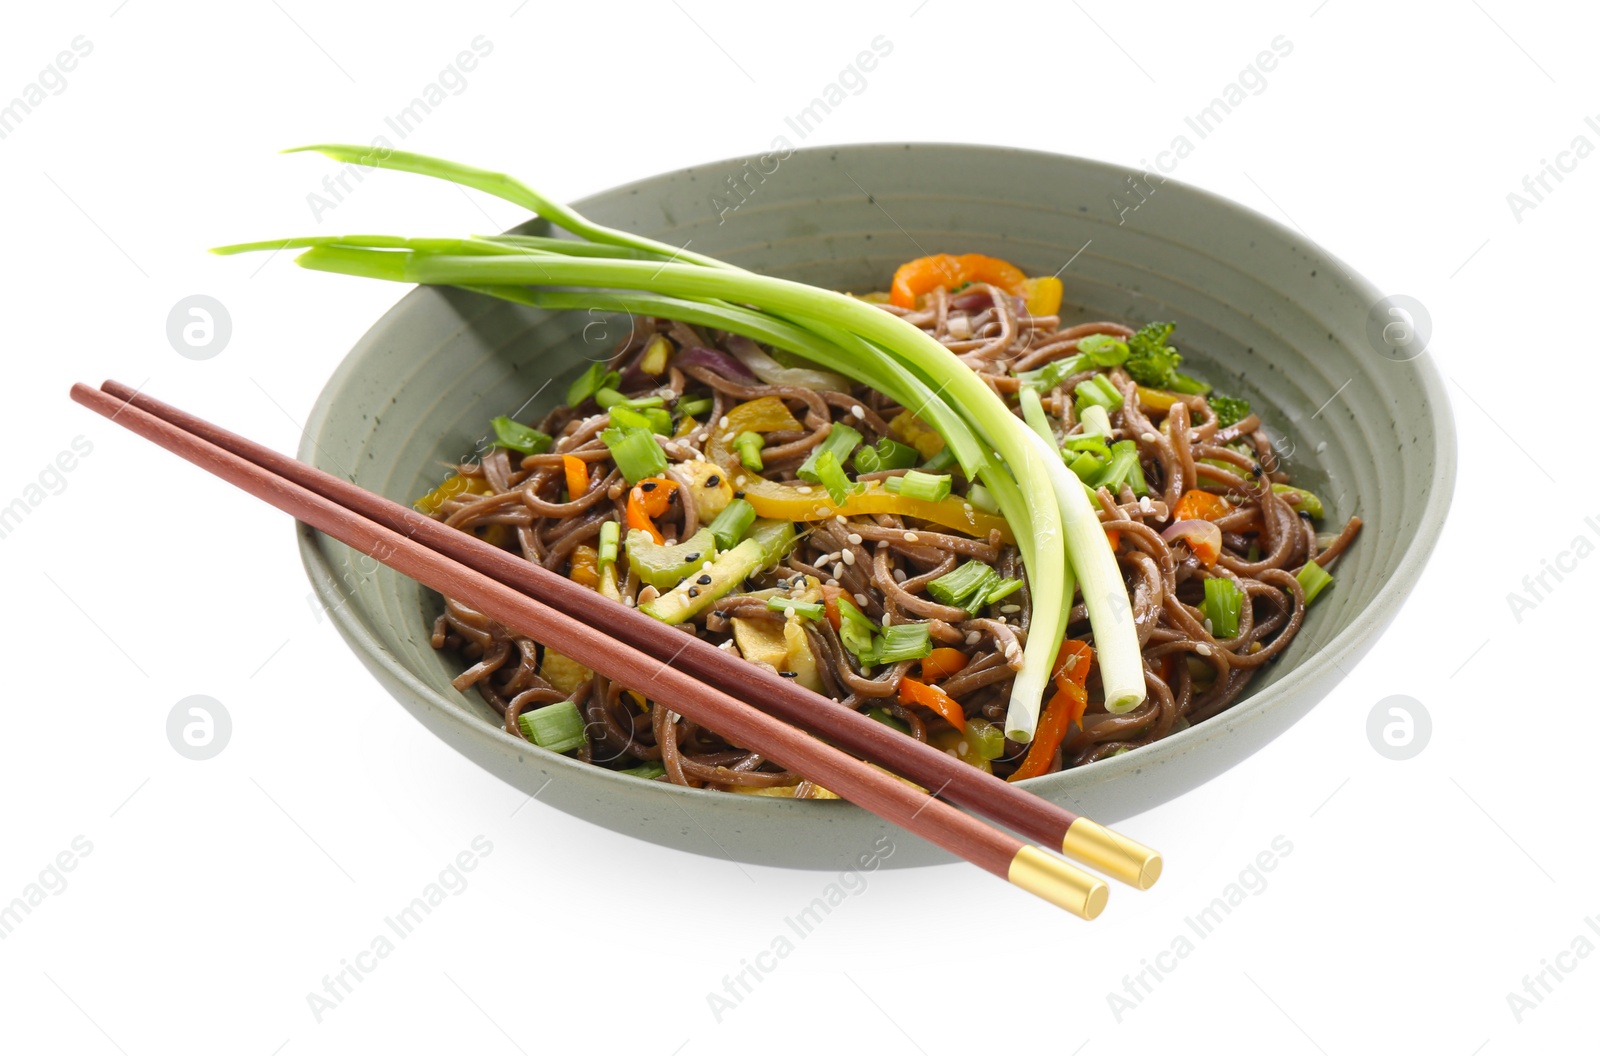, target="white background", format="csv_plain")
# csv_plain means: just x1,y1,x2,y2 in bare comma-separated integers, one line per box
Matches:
1,1,1593,1052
